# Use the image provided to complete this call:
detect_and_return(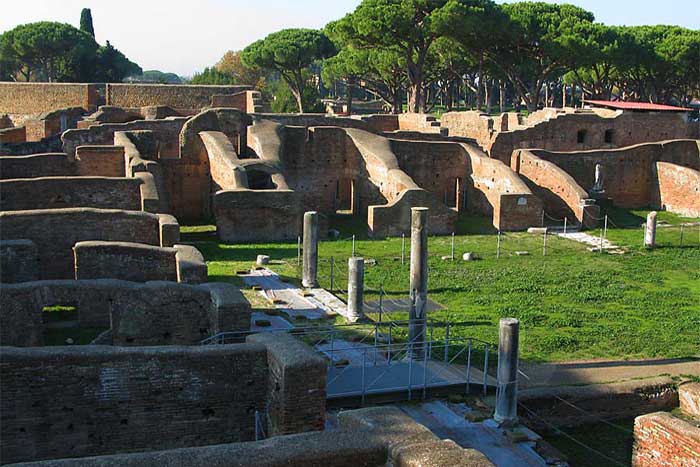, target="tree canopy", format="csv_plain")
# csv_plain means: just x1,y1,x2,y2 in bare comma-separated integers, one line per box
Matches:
0,18,141,83
241,28,336,112
80,8,95,38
